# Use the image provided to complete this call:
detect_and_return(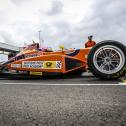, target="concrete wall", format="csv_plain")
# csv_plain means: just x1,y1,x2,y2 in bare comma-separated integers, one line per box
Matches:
0,54,8,62
0,42,19,52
